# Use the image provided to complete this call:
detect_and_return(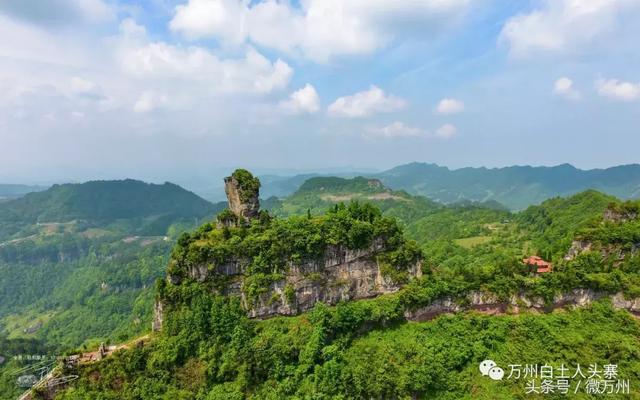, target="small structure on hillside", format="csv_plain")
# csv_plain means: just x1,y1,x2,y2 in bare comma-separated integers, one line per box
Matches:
523,255,552,274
